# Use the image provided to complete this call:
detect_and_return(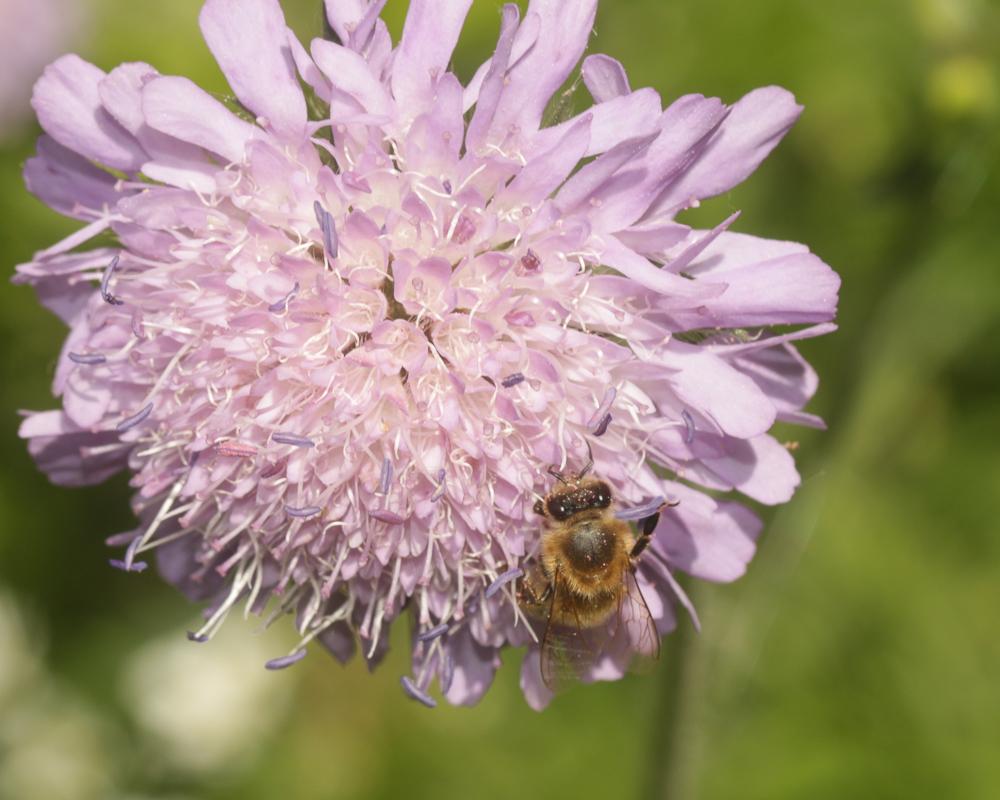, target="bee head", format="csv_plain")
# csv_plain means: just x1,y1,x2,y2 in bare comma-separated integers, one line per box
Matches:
546,481,612,521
